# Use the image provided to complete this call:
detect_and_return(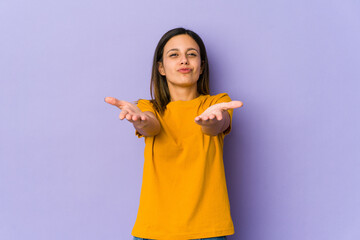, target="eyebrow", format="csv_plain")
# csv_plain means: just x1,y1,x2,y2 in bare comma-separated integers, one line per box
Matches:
166,48,199,54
